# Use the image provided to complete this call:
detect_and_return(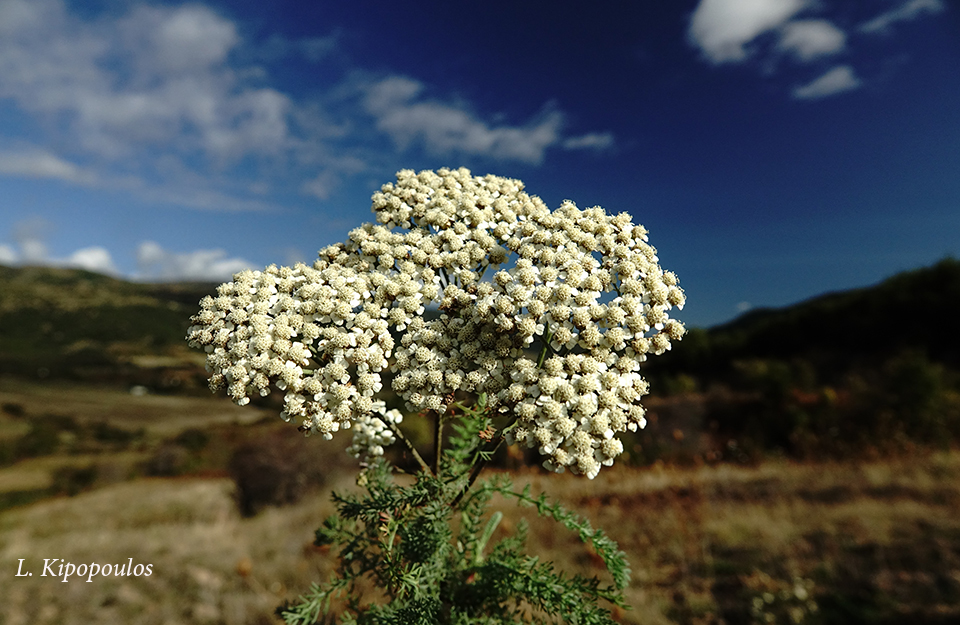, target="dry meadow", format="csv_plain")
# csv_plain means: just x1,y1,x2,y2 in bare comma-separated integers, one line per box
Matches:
3,452,960,623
